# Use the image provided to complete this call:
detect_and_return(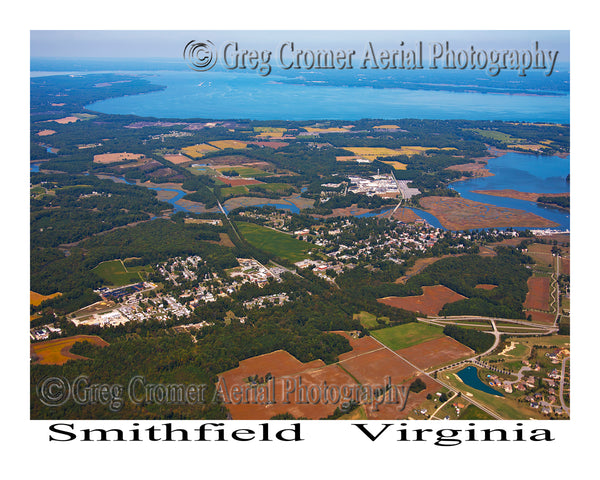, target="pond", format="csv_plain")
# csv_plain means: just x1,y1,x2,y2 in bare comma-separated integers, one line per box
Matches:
456,366,504,397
